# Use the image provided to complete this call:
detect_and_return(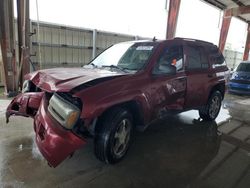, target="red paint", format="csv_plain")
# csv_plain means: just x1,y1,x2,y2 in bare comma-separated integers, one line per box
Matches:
6,92,44,121
6,38,229,167
34,97,86,167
